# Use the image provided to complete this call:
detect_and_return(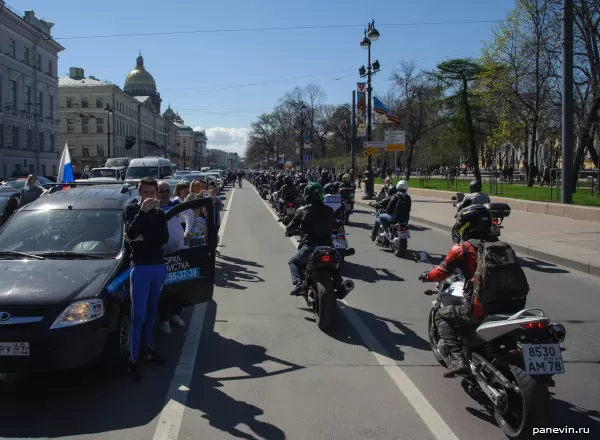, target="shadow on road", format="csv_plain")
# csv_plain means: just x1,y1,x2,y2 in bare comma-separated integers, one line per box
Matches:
342,261,404,283
331,305,430,362
216,258,265,290
519,256,569,274
185,301,301,439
